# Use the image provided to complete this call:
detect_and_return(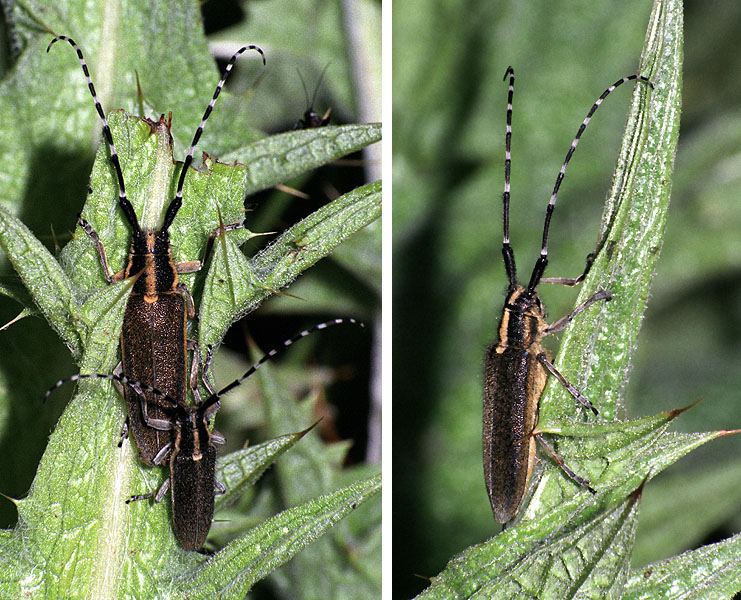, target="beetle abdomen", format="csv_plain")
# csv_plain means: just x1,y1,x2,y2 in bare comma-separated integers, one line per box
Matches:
483,345,544,522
